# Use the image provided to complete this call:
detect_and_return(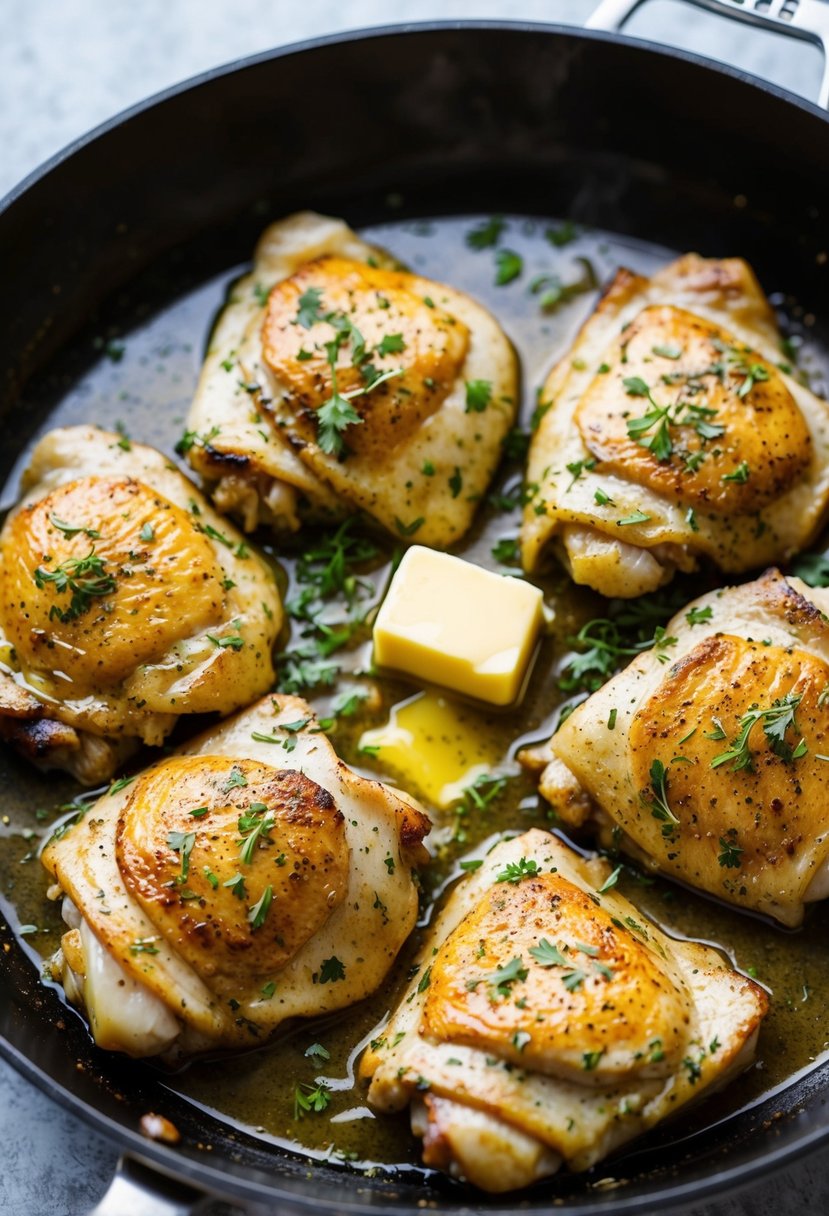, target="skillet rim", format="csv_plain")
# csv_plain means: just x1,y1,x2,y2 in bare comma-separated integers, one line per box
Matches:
1,16,828,219
2,18,829,1212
